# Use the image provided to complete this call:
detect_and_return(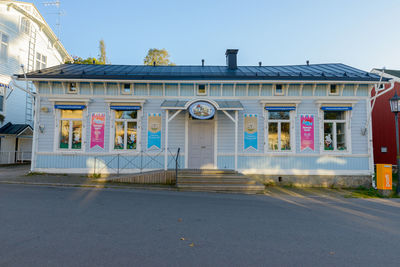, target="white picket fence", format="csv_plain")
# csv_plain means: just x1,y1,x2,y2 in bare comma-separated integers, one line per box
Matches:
0,151,32,164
